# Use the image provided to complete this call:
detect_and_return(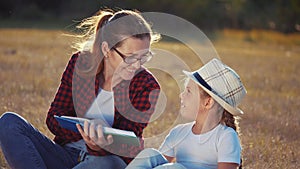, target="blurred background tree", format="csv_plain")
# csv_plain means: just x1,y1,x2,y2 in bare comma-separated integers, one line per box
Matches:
0,0,299,33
